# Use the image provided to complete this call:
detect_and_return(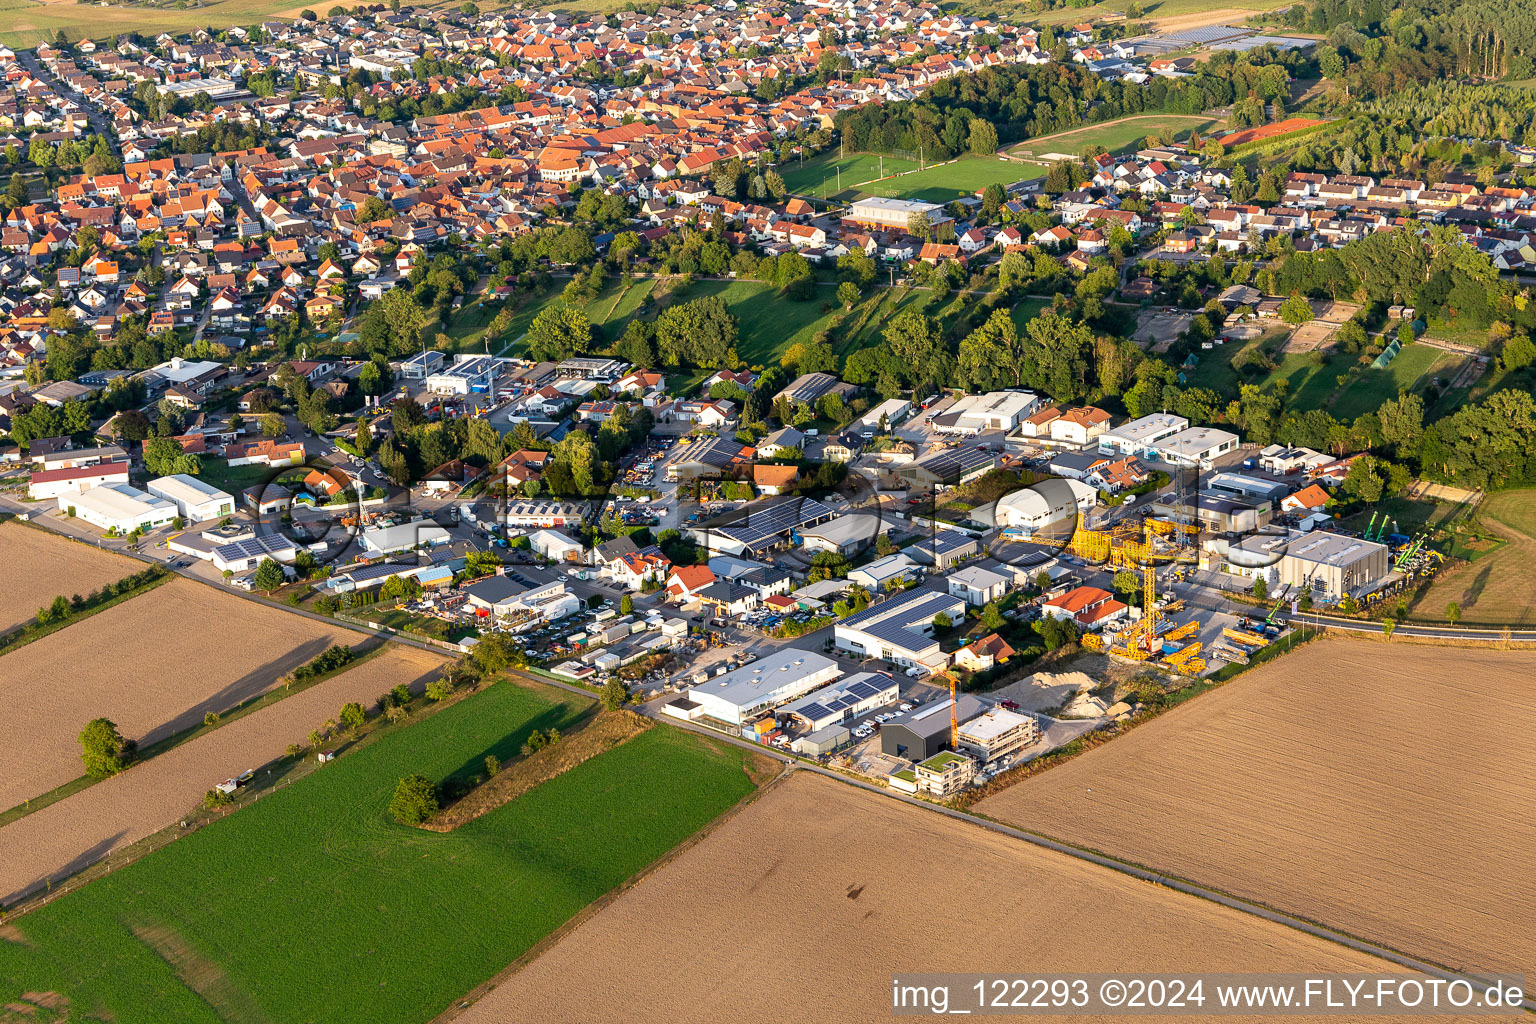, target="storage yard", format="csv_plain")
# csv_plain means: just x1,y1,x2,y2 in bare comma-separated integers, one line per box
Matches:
0,522,142,634
978,639,1536,982
0,578,363,809
450,772,1433,1024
